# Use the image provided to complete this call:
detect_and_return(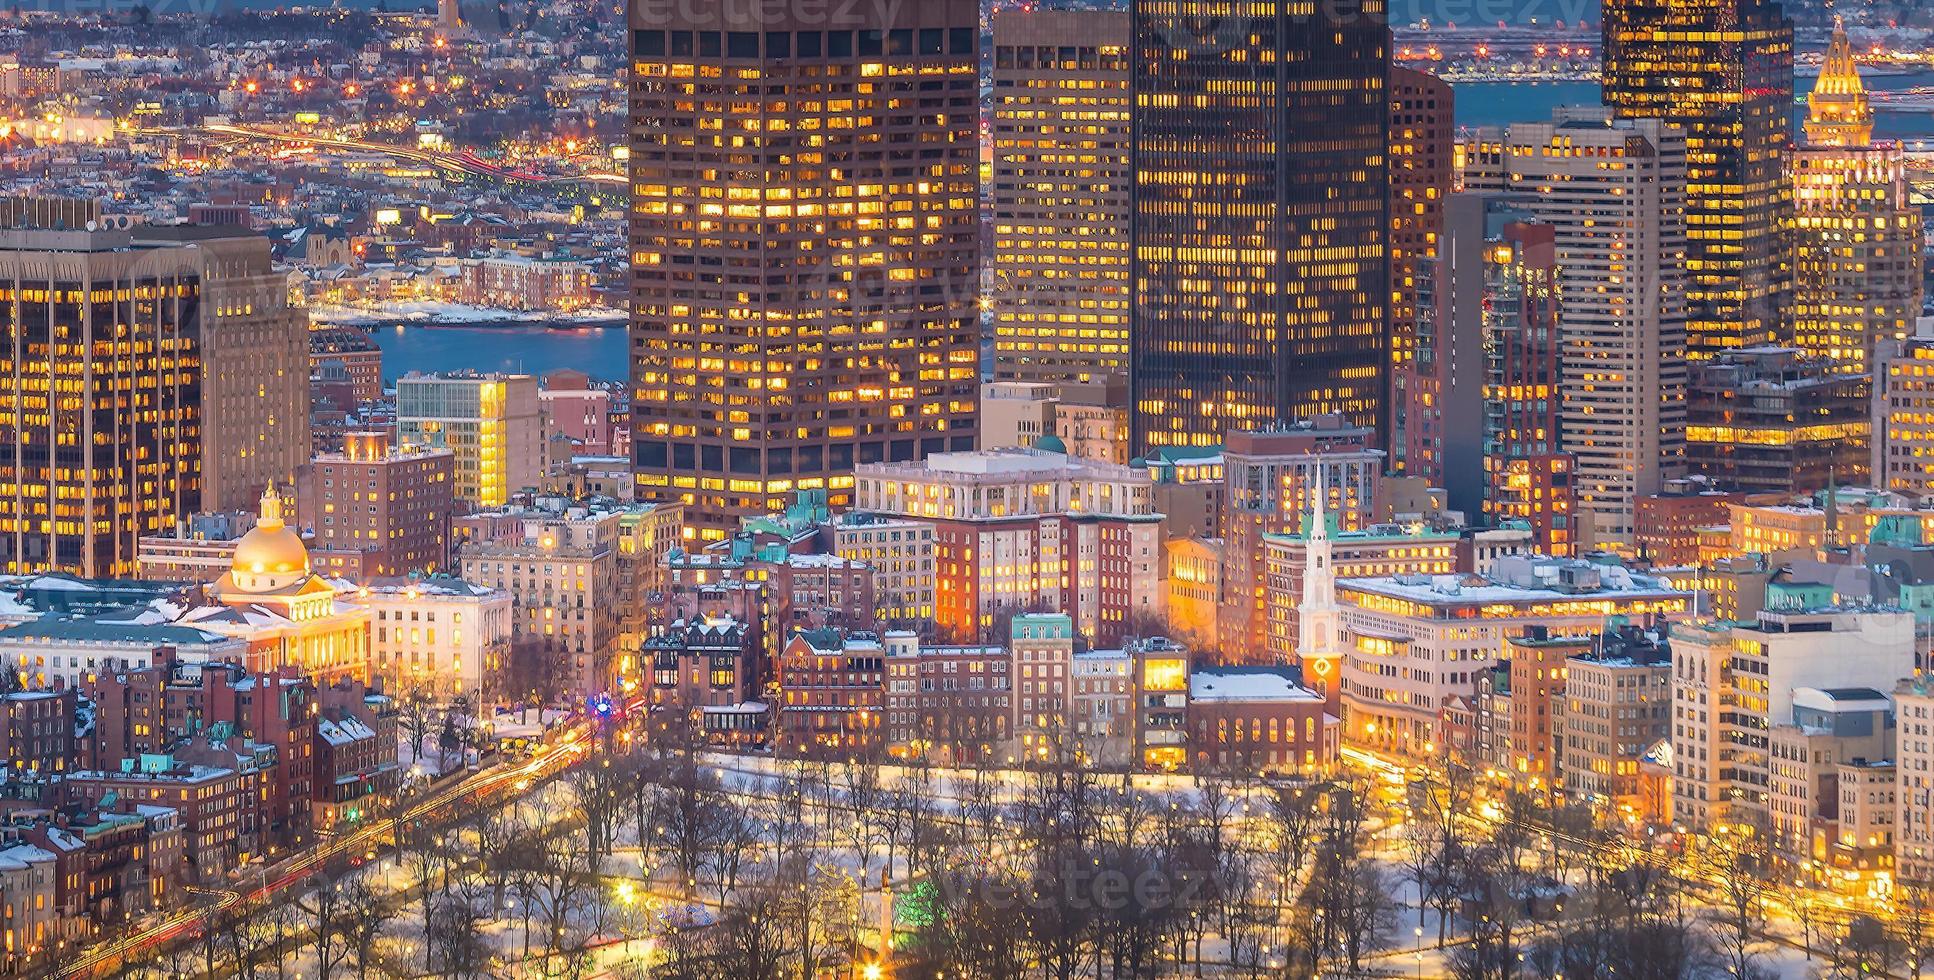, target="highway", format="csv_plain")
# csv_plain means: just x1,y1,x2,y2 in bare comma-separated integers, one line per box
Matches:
55,719,593,980
173,123,626,187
